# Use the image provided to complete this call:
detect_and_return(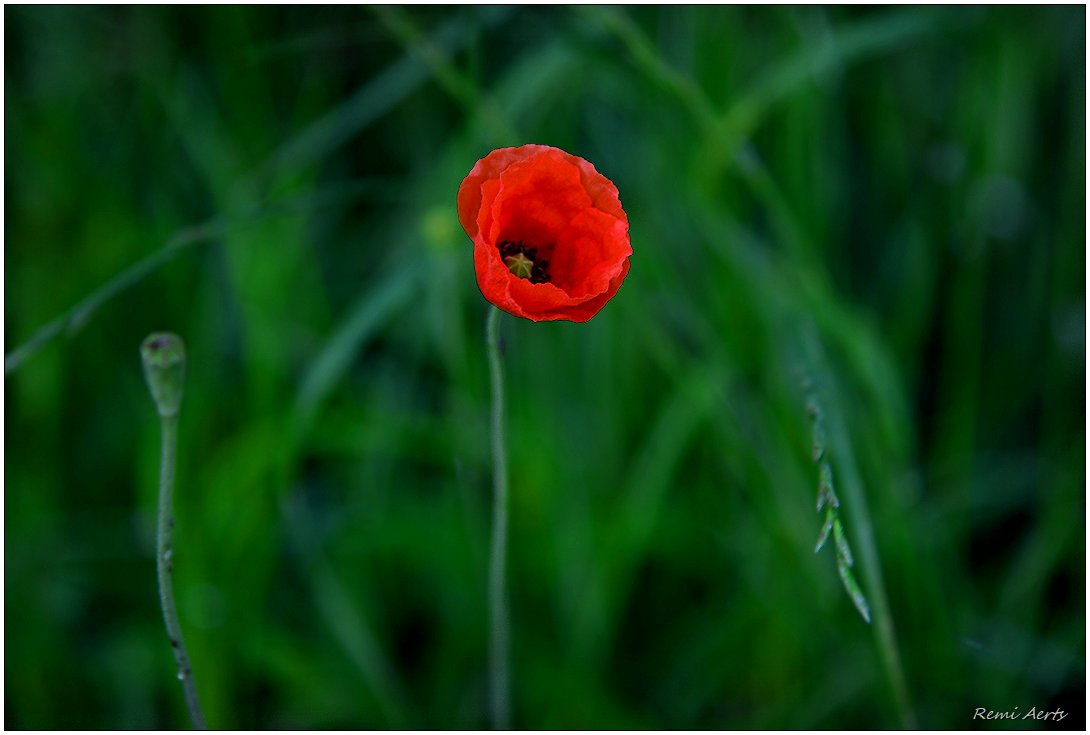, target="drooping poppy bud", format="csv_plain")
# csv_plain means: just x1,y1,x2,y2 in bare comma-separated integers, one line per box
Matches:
457,145,632,322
